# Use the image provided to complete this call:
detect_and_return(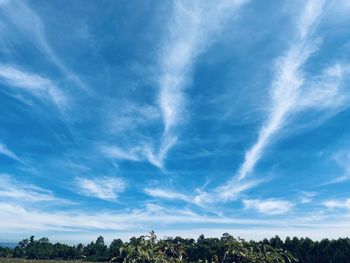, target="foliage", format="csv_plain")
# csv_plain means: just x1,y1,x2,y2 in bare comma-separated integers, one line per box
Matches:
2,232,350,262
0,259,90,263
